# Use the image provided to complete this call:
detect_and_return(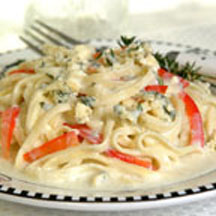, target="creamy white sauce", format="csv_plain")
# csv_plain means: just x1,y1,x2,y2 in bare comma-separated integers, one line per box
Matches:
0,151,216,194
